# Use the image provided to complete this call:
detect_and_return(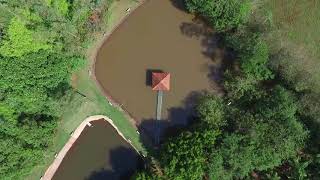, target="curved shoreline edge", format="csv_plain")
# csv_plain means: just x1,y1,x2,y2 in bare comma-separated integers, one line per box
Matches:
90,0,149,127
43,1,149,179
42,115,140,180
